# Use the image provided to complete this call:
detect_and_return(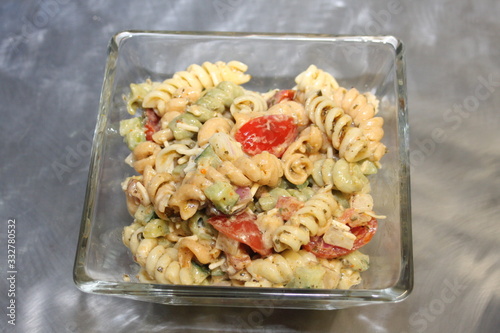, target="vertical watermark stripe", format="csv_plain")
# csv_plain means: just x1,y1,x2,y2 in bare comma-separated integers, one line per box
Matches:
6,218,17,326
